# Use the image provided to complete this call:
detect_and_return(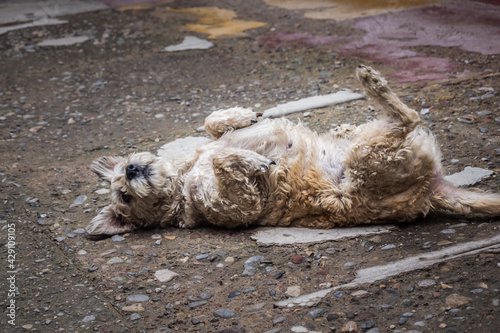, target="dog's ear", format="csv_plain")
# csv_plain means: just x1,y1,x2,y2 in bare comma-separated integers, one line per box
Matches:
86,206,135,235
91,156,126,181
